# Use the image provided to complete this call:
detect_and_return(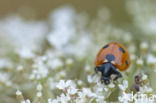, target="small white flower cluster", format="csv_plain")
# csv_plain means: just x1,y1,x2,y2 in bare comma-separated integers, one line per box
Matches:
0,58,13,69
48,80,107,103
118,80,128,91
16,90,31,103
30,57,49,80
139,73,153,94
0,72,12,87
